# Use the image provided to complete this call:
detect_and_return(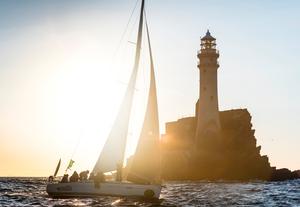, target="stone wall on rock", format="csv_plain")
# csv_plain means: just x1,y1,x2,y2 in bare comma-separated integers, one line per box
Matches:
161,109,272,181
